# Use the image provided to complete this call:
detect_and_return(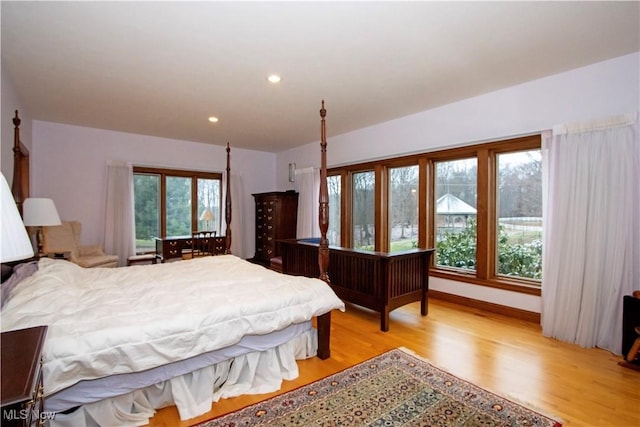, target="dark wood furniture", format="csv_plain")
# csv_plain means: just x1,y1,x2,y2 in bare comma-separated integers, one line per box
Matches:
192,231,217,257
252,191,298,267
1,326,48,427
619,294,640,370
280,239,434,332
127,254,158,266
155,235,227,262
11,111,29,216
